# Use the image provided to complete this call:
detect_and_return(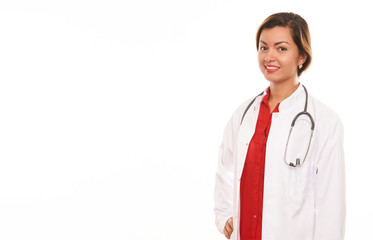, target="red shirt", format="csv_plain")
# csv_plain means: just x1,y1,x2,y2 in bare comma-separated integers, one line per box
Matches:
240,91,279,240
